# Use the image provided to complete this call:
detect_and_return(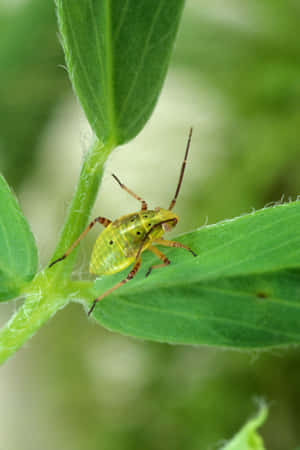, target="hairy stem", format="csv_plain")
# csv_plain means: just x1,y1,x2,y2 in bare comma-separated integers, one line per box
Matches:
0,138,114,365
50,137,114,275
0,273,65,365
